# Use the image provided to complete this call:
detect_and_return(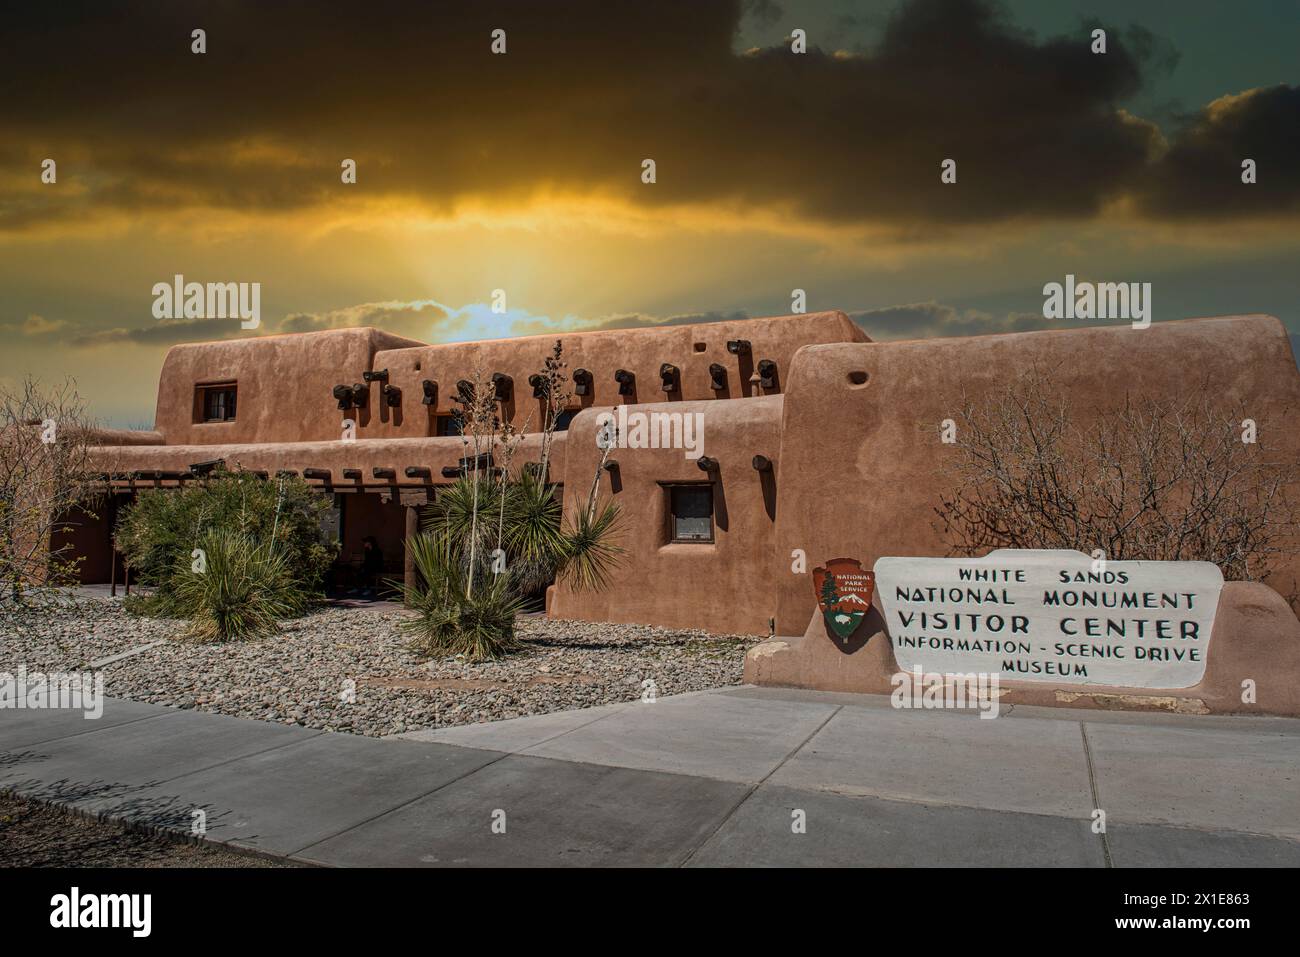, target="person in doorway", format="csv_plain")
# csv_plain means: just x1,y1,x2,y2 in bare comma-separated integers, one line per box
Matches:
360,536,384,598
